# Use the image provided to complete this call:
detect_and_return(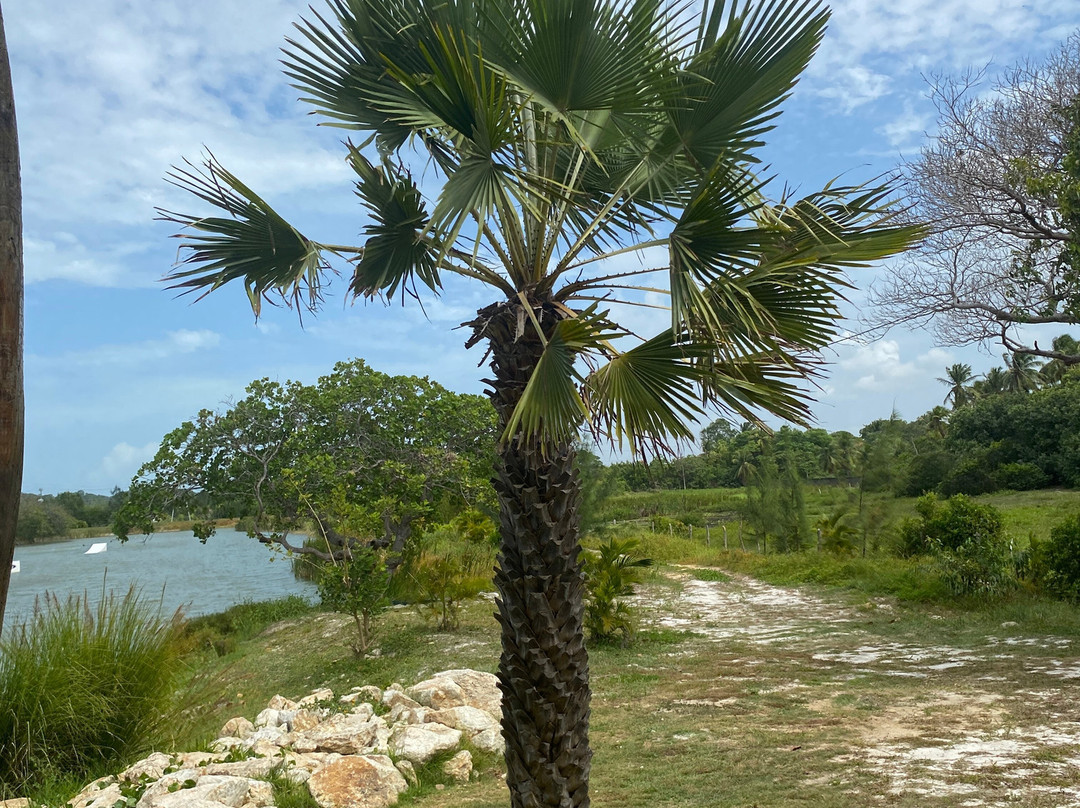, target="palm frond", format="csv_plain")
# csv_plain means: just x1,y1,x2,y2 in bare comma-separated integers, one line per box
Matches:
158,156,343,316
